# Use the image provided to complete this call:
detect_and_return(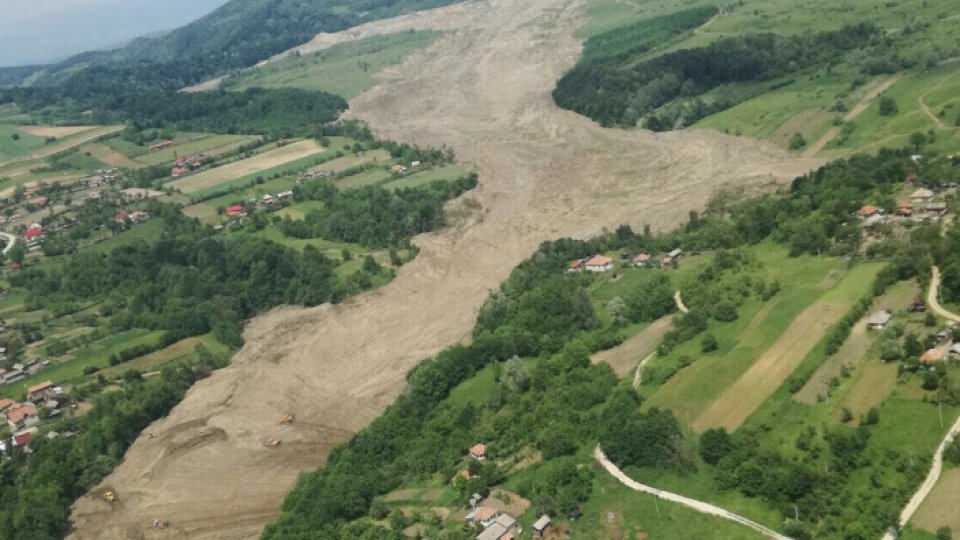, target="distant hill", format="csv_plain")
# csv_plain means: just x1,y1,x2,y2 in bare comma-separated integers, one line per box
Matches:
0,0,465,89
